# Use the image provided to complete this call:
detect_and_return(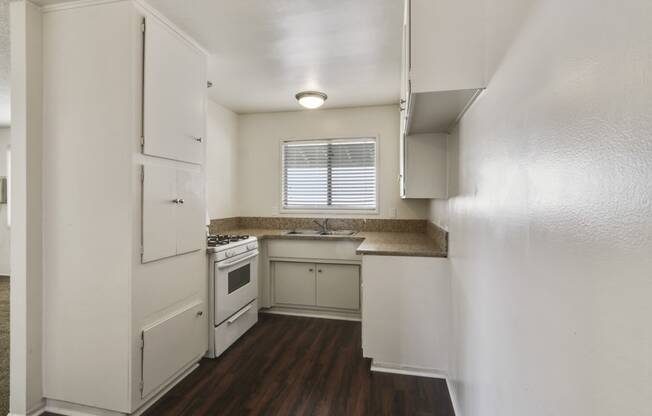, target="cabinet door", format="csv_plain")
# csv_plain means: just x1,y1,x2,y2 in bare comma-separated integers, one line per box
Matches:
316,264,360,310
274,262,316,306
142,301,206,398
405,133,447,198
175,169,204,254
143,16,205,164
142,165,178,262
